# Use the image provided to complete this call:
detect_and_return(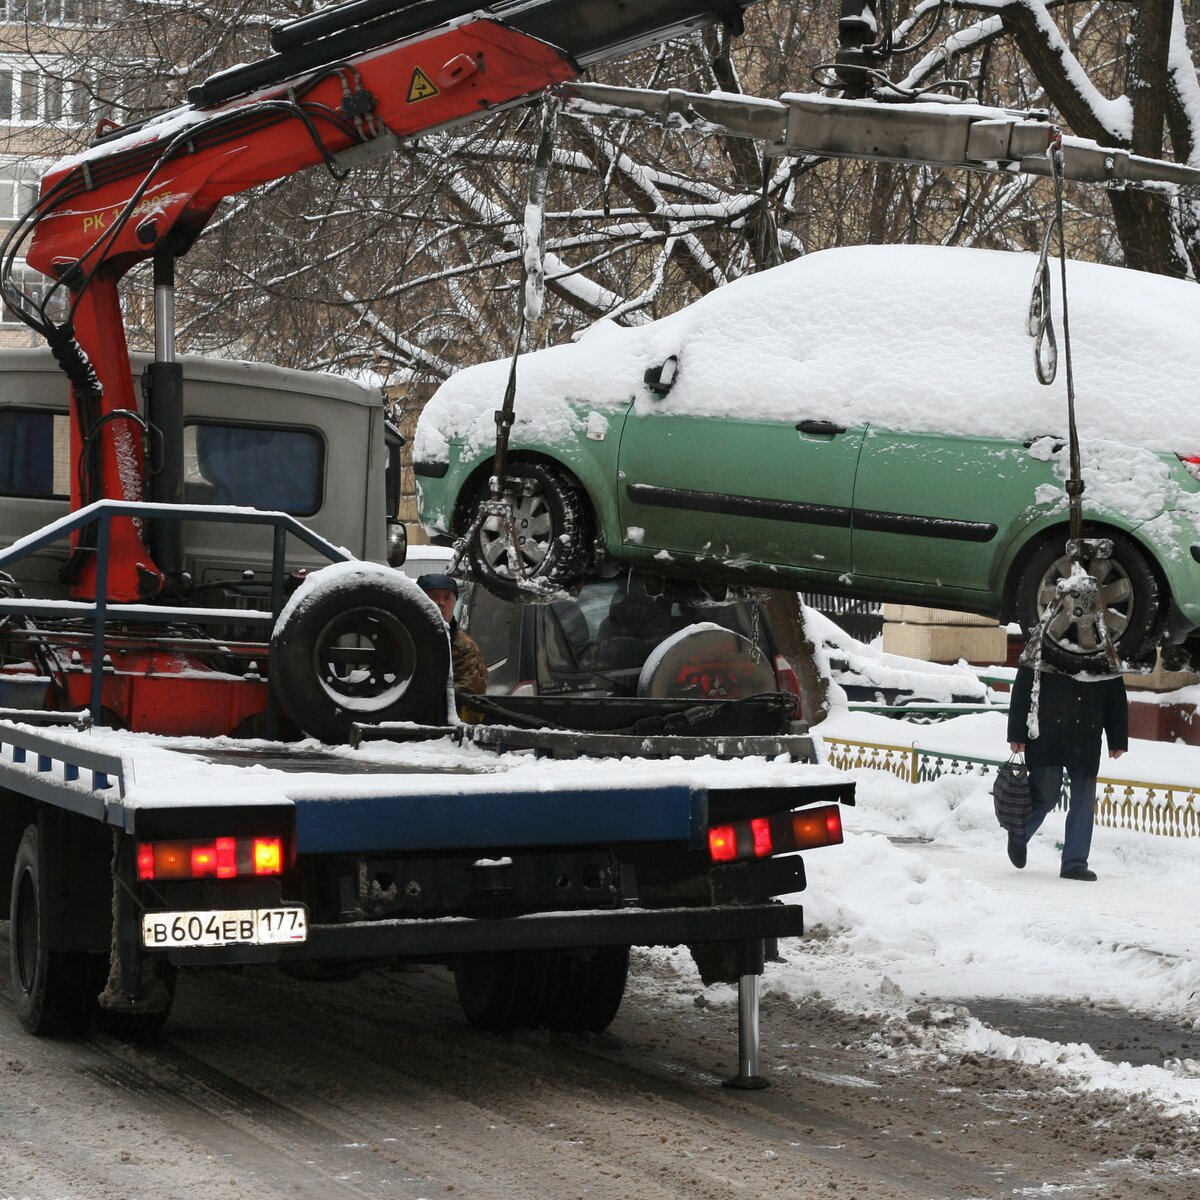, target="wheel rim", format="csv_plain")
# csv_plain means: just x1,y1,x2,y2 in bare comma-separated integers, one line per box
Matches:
14,867,38,996
311,606,419,712
1034,551,1134,655
478,489,554,580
